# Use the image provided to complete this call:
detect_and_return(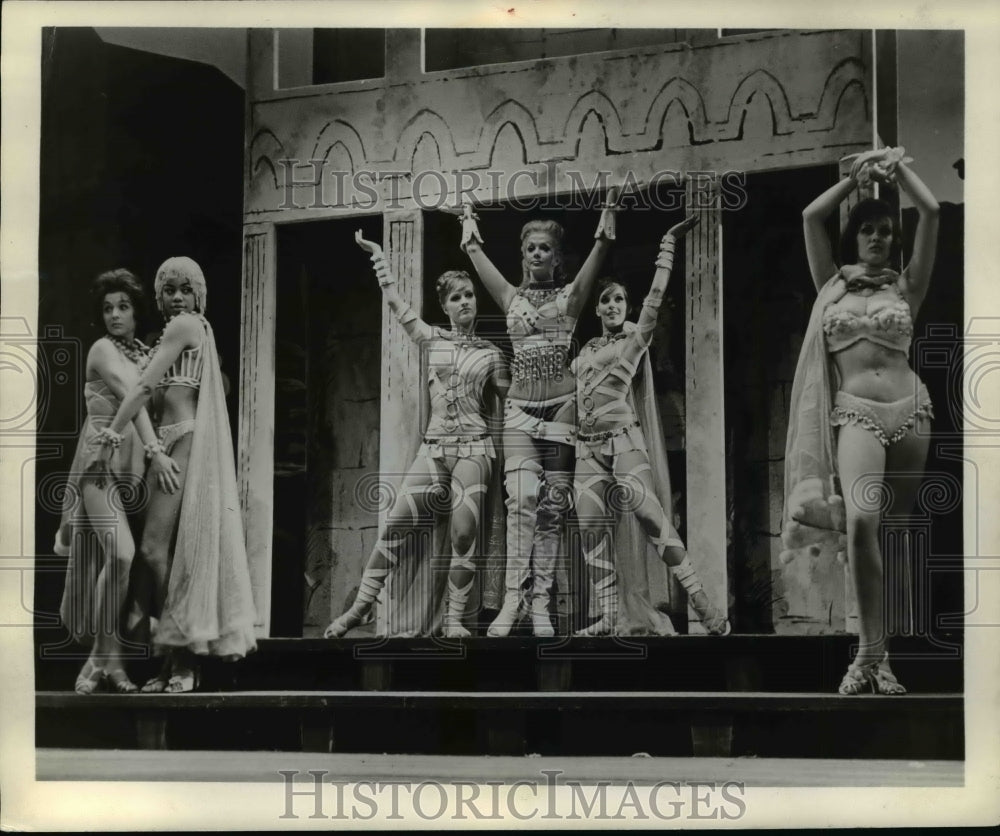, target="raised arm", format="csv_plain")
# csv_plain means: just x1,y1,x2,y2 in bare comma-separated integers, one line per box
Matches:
894,160,939,307
632,216,699,348
355,231,434,344
564,189,618,317
459,205,517,311
802,172,859,291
